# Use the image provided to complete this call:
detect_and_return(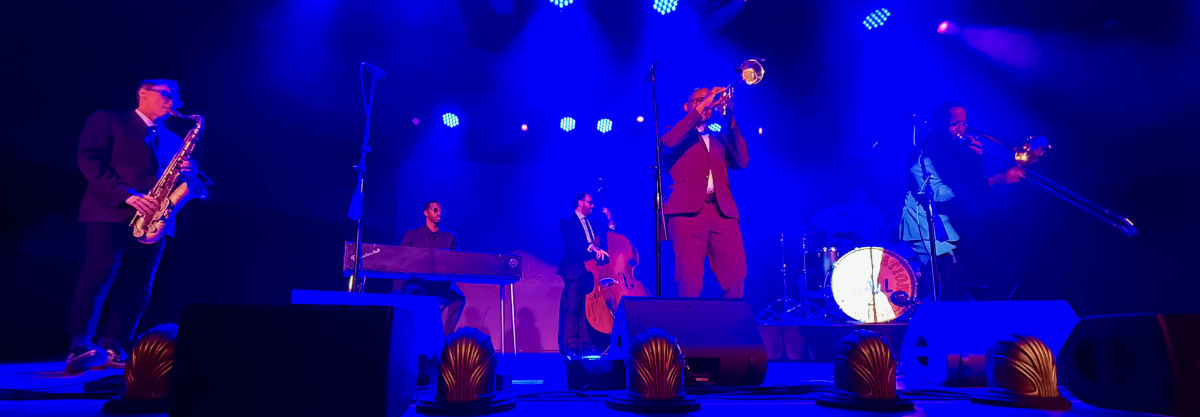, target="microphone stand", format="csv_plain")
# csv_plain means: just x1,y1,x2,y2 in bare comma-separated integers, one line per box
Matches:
347,62,383,293
647,60,664,297
914,115,944,302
